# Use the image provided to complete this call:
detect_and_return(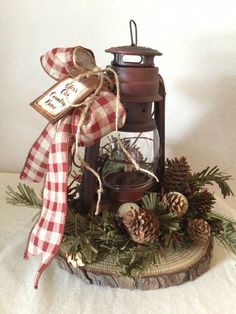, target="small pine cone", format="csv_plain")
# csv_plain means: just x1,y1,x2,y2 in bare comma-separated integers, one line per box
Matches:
189,190,216,214
162,192,188,217
187,219,211,244
162,157,191,194
123,207,159,244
